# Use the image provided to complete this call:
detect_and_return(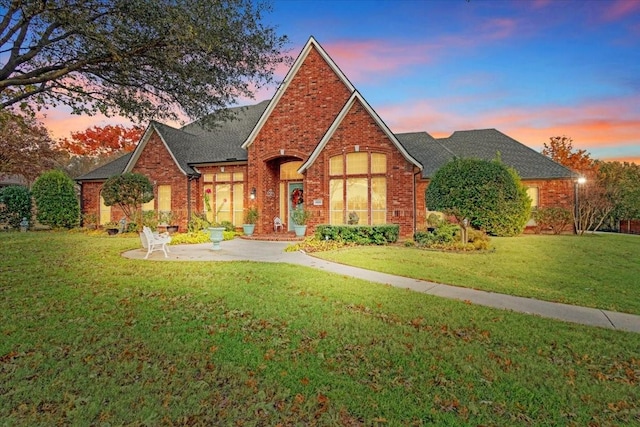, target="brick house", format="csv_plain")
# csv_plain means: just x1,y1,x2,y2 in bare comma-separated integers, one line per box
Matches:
76,37,575,237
